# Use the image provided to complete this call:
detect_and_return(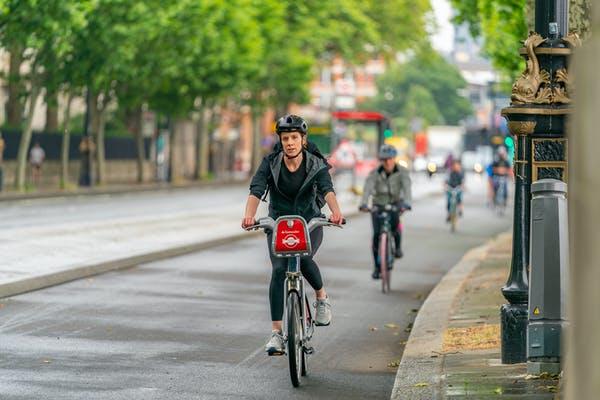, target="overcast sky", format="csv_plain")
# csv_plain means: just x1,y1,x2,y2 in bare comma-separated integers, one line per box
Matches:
430,0,455,54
